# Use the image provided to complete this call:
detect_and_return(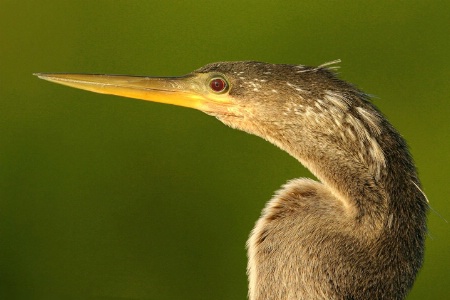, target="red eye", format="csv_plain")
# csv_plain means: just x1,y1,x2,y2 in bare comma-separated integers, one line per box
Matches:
209,77,227,93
